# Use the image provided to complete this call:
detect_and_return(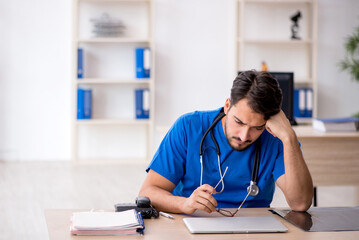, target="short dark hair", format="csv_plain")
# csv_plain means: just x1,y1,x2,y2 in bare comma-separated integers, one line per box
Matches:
230,70,282,120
